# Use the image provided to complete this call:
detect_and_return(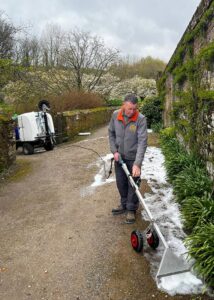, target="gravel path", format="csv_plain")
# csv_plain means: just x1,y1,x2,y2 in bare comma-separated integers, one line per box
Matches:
0,126,211,300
